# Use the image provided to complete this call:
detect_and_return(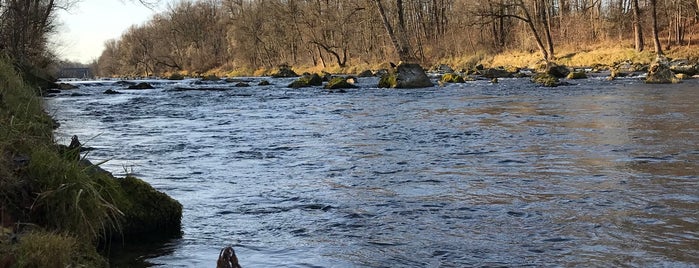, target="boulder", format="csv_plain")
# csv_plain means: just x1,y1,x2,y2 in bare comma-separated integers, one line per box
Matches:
258,80,272,86
566,71,587,79
288,73,323,88
127,82,154,89
378,62,433,88
103,89,121,94
545,63,570,78
440,73,466,83
646,56,678,84
357,70,374,77
272,65,299,78
234,82,250,87
321,72,333,82
58,83,78,90
324,77,358,90
531,73,561,87
117,176,183,240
